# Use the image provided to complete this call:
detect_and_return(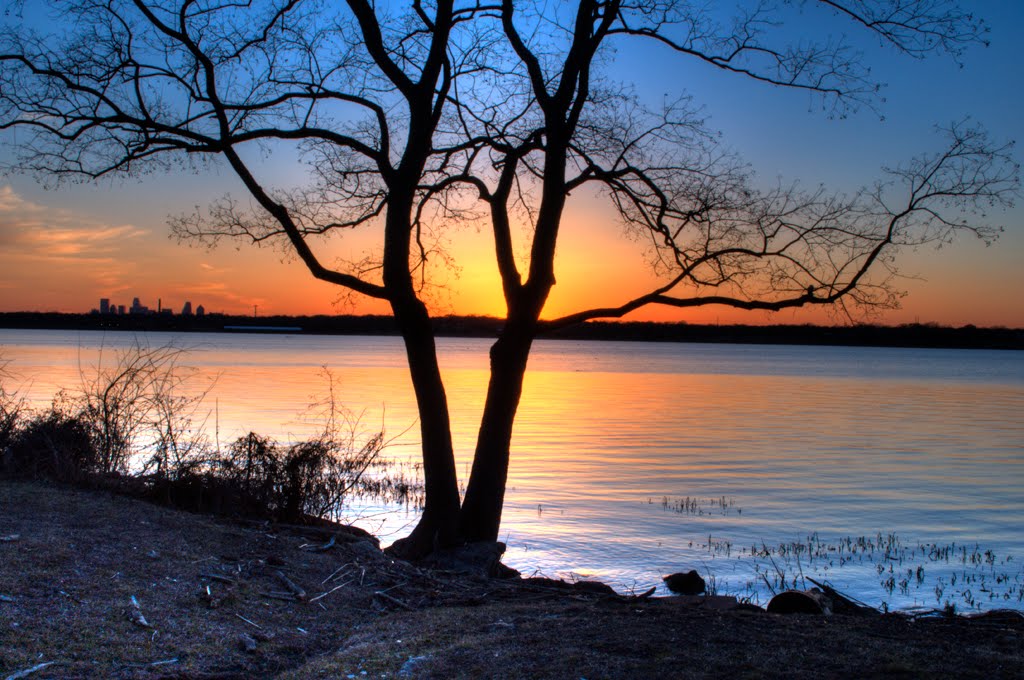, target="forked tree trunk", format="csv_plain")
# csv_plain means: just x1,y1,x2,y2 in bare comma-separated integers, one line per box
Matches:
458,329,534,542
